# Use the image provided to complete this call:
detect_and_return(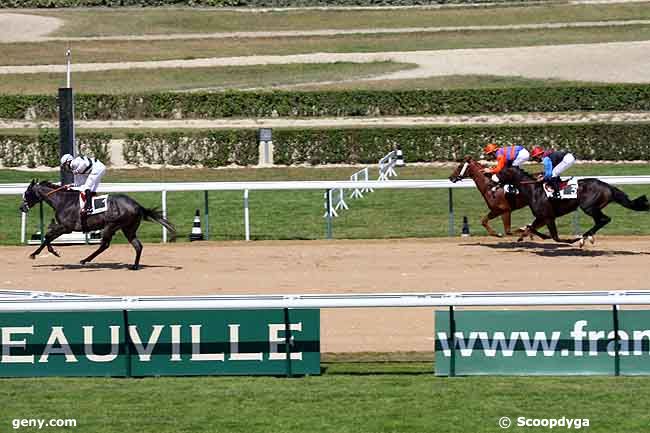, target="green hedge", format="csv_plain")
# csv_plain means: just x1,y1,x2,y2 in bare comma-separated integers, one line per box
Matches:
0,130,111,167
123,130,258,167
2,124,649,168
120,123,650,166
0,0,531,8
3,86,650,120
272,124,650,164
